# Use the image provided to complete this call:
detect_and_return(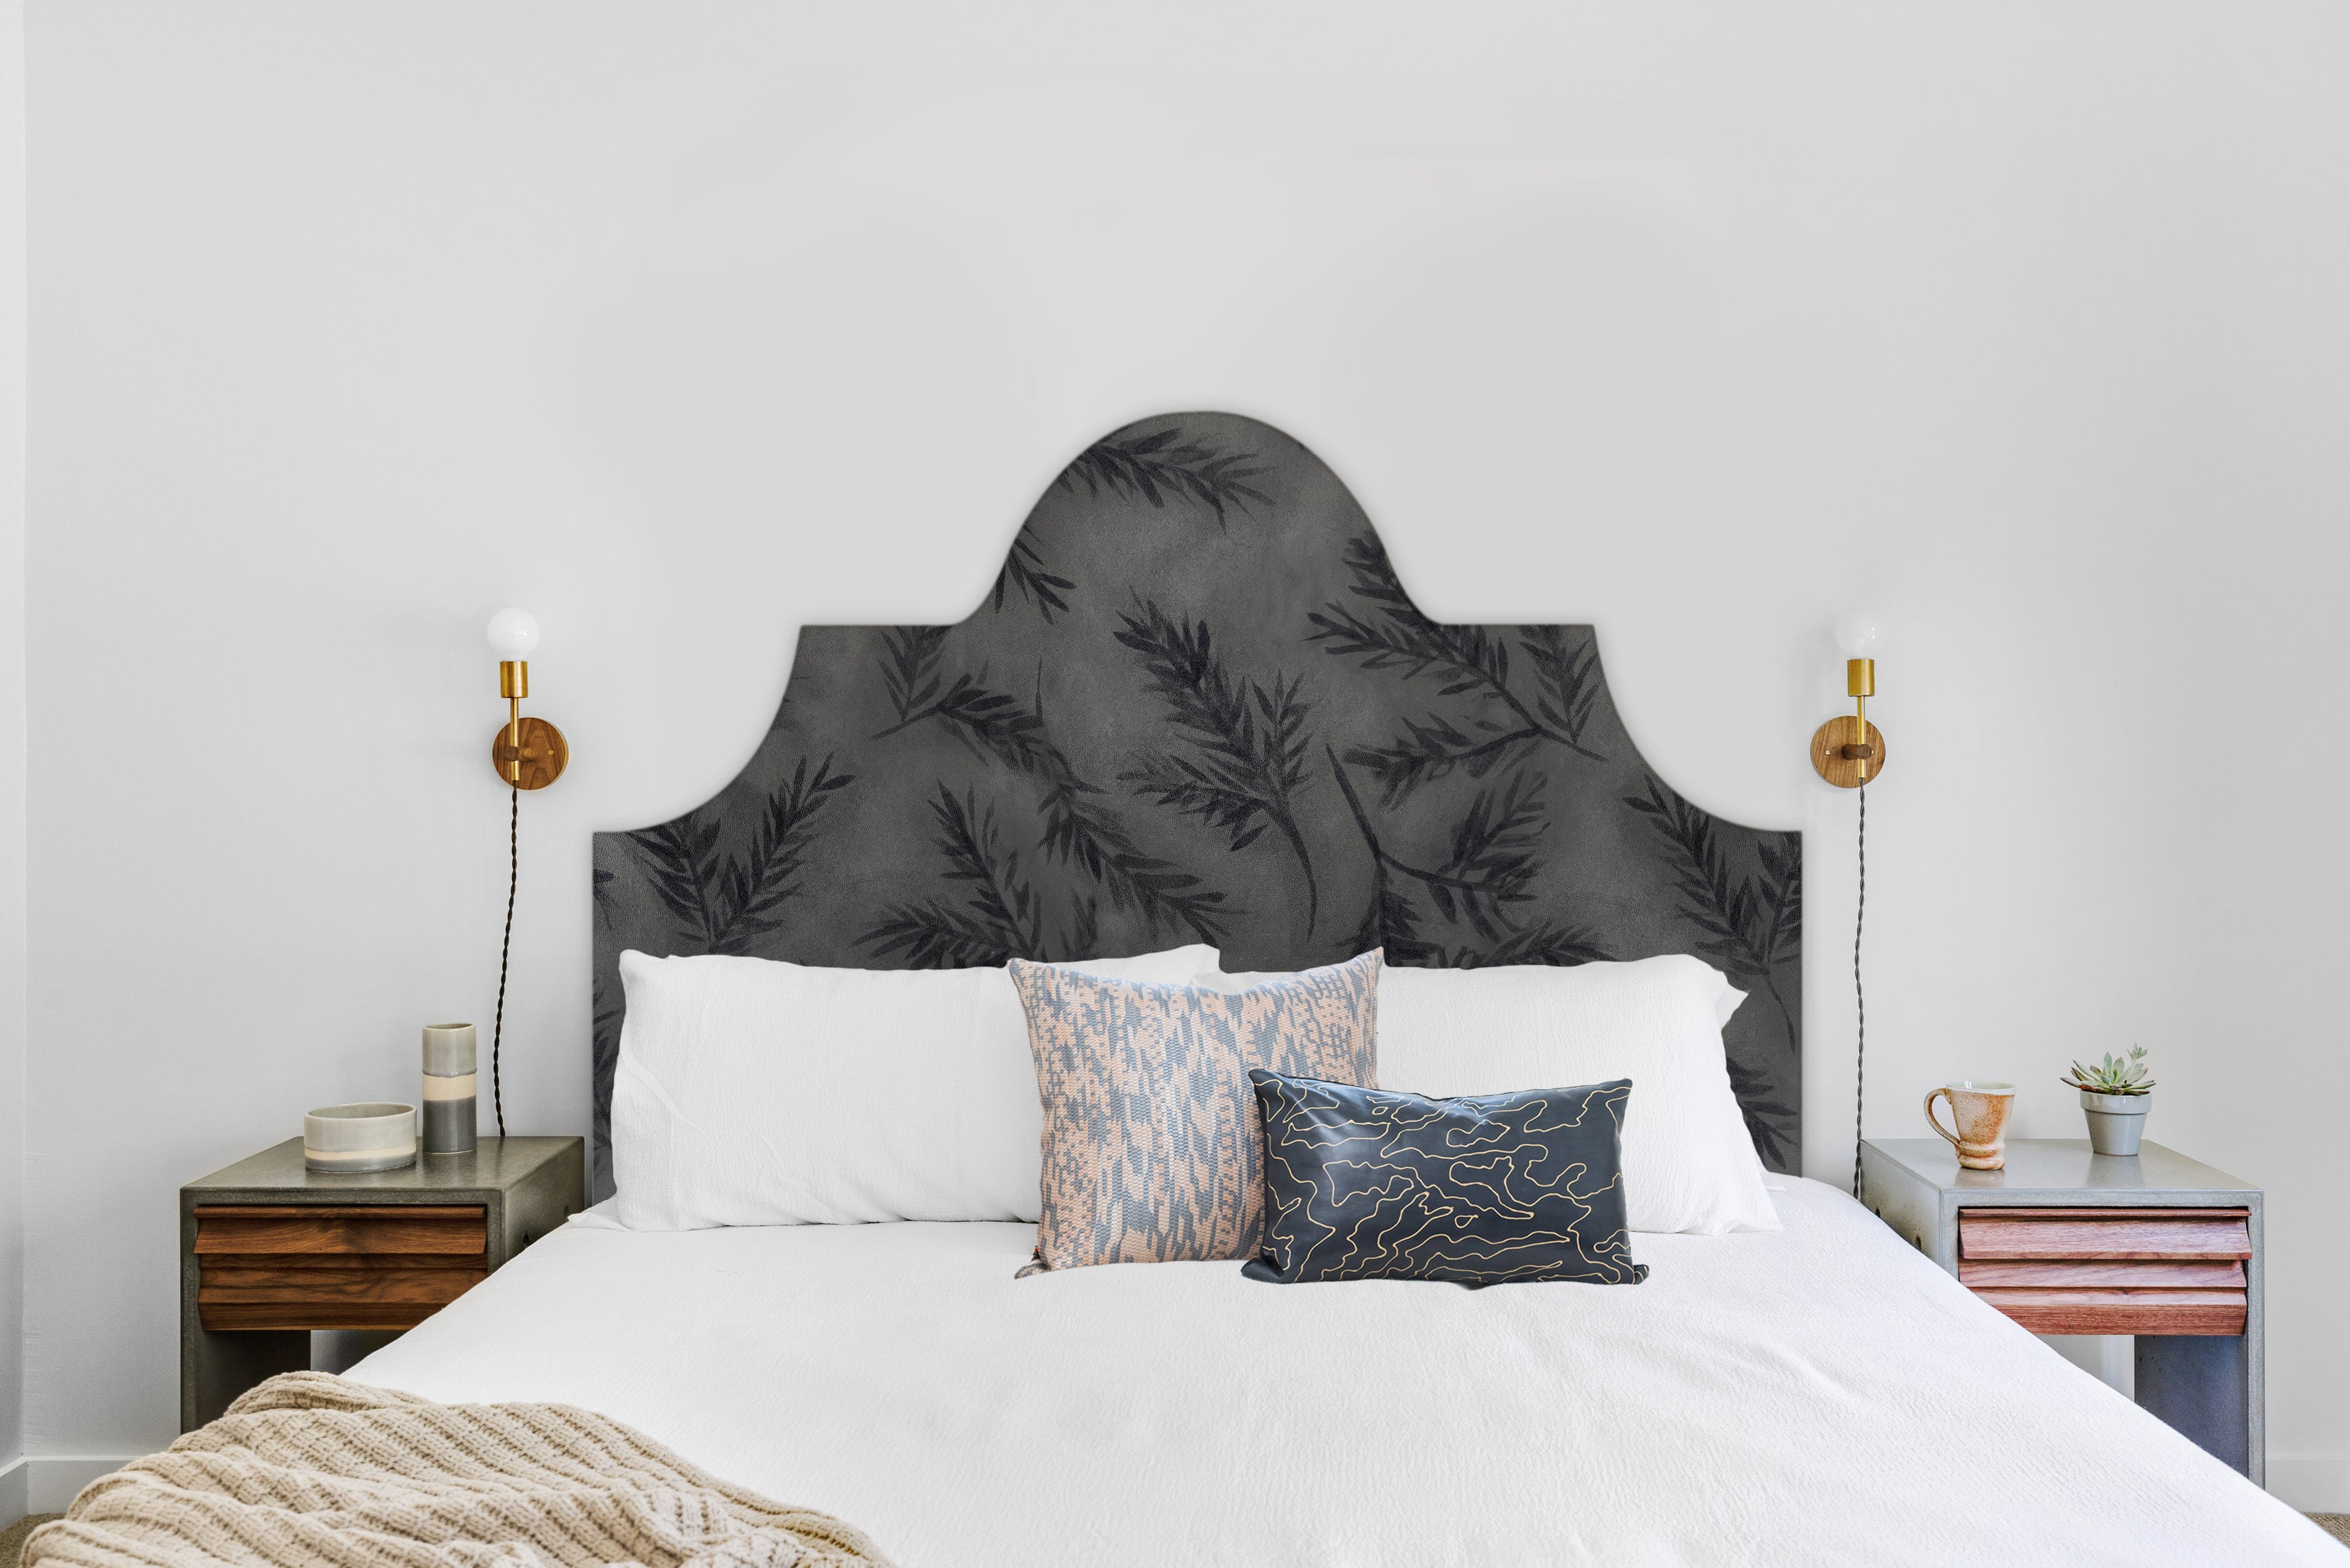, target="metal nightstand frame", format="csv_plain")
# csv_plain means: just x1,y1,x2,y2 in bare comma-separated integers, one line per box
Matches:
180,1136,583,1431
1860,1137,2262,1484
